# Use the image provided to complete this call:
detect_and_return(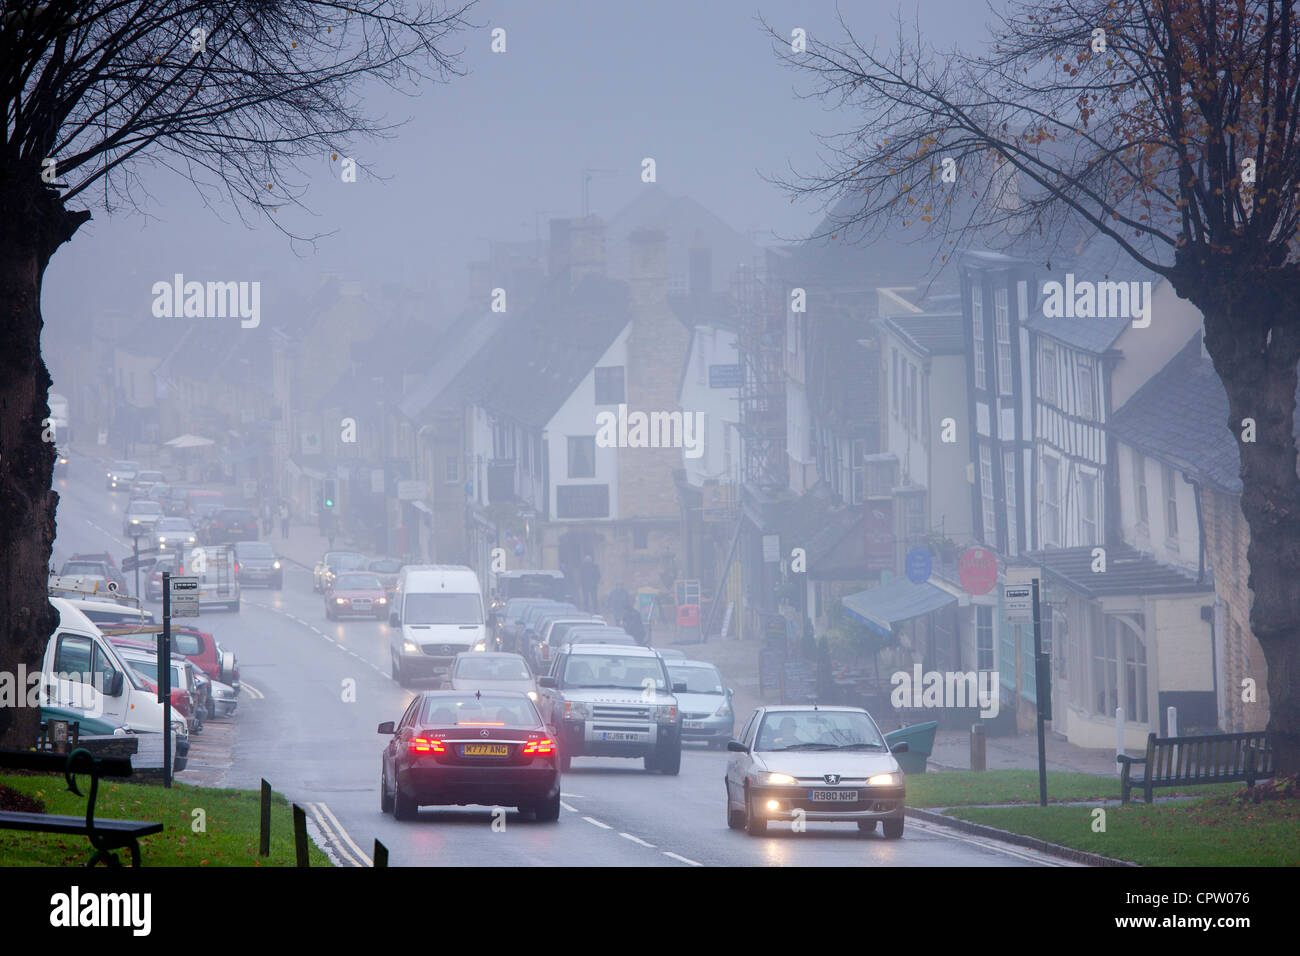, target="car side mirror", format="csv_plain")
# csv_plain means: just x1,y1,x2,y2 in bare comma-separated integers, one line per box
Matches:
106,671,125,698
727,688,735,698
726,740,747,753
672,681,687,693
377,721,395,734
890,741,910,754
389,611,400,627
538,676,557,689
